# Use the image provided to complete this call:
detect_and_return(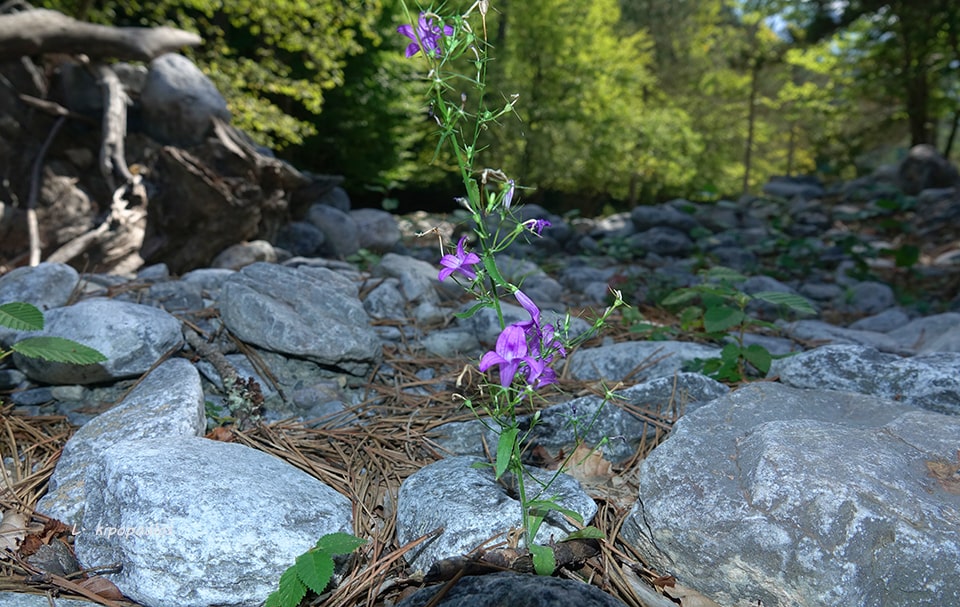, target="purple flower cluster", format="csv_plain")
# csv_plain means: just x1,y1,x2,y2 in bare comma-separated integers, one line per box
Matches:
478,291,566,390
397,13,453,58
438,236,480,282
